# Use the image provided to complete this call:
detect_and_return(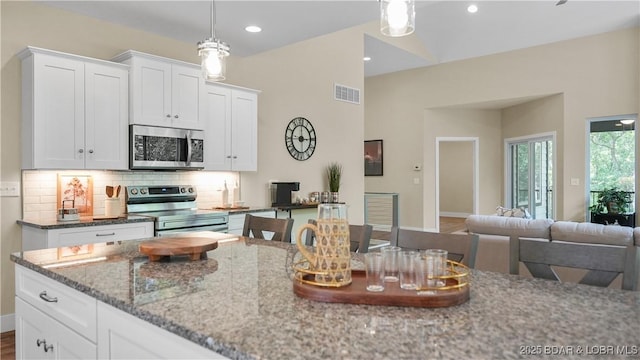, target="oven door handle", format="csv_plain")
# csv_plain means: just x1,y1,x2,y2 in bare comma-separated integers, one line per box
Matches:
185,131,193,167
